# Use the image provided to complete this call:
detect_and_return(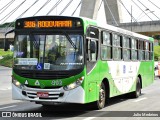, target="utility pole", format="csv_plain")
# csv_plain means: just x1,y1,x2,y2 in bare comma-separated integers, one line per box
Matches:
131,5,132,31
56,0,57,15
